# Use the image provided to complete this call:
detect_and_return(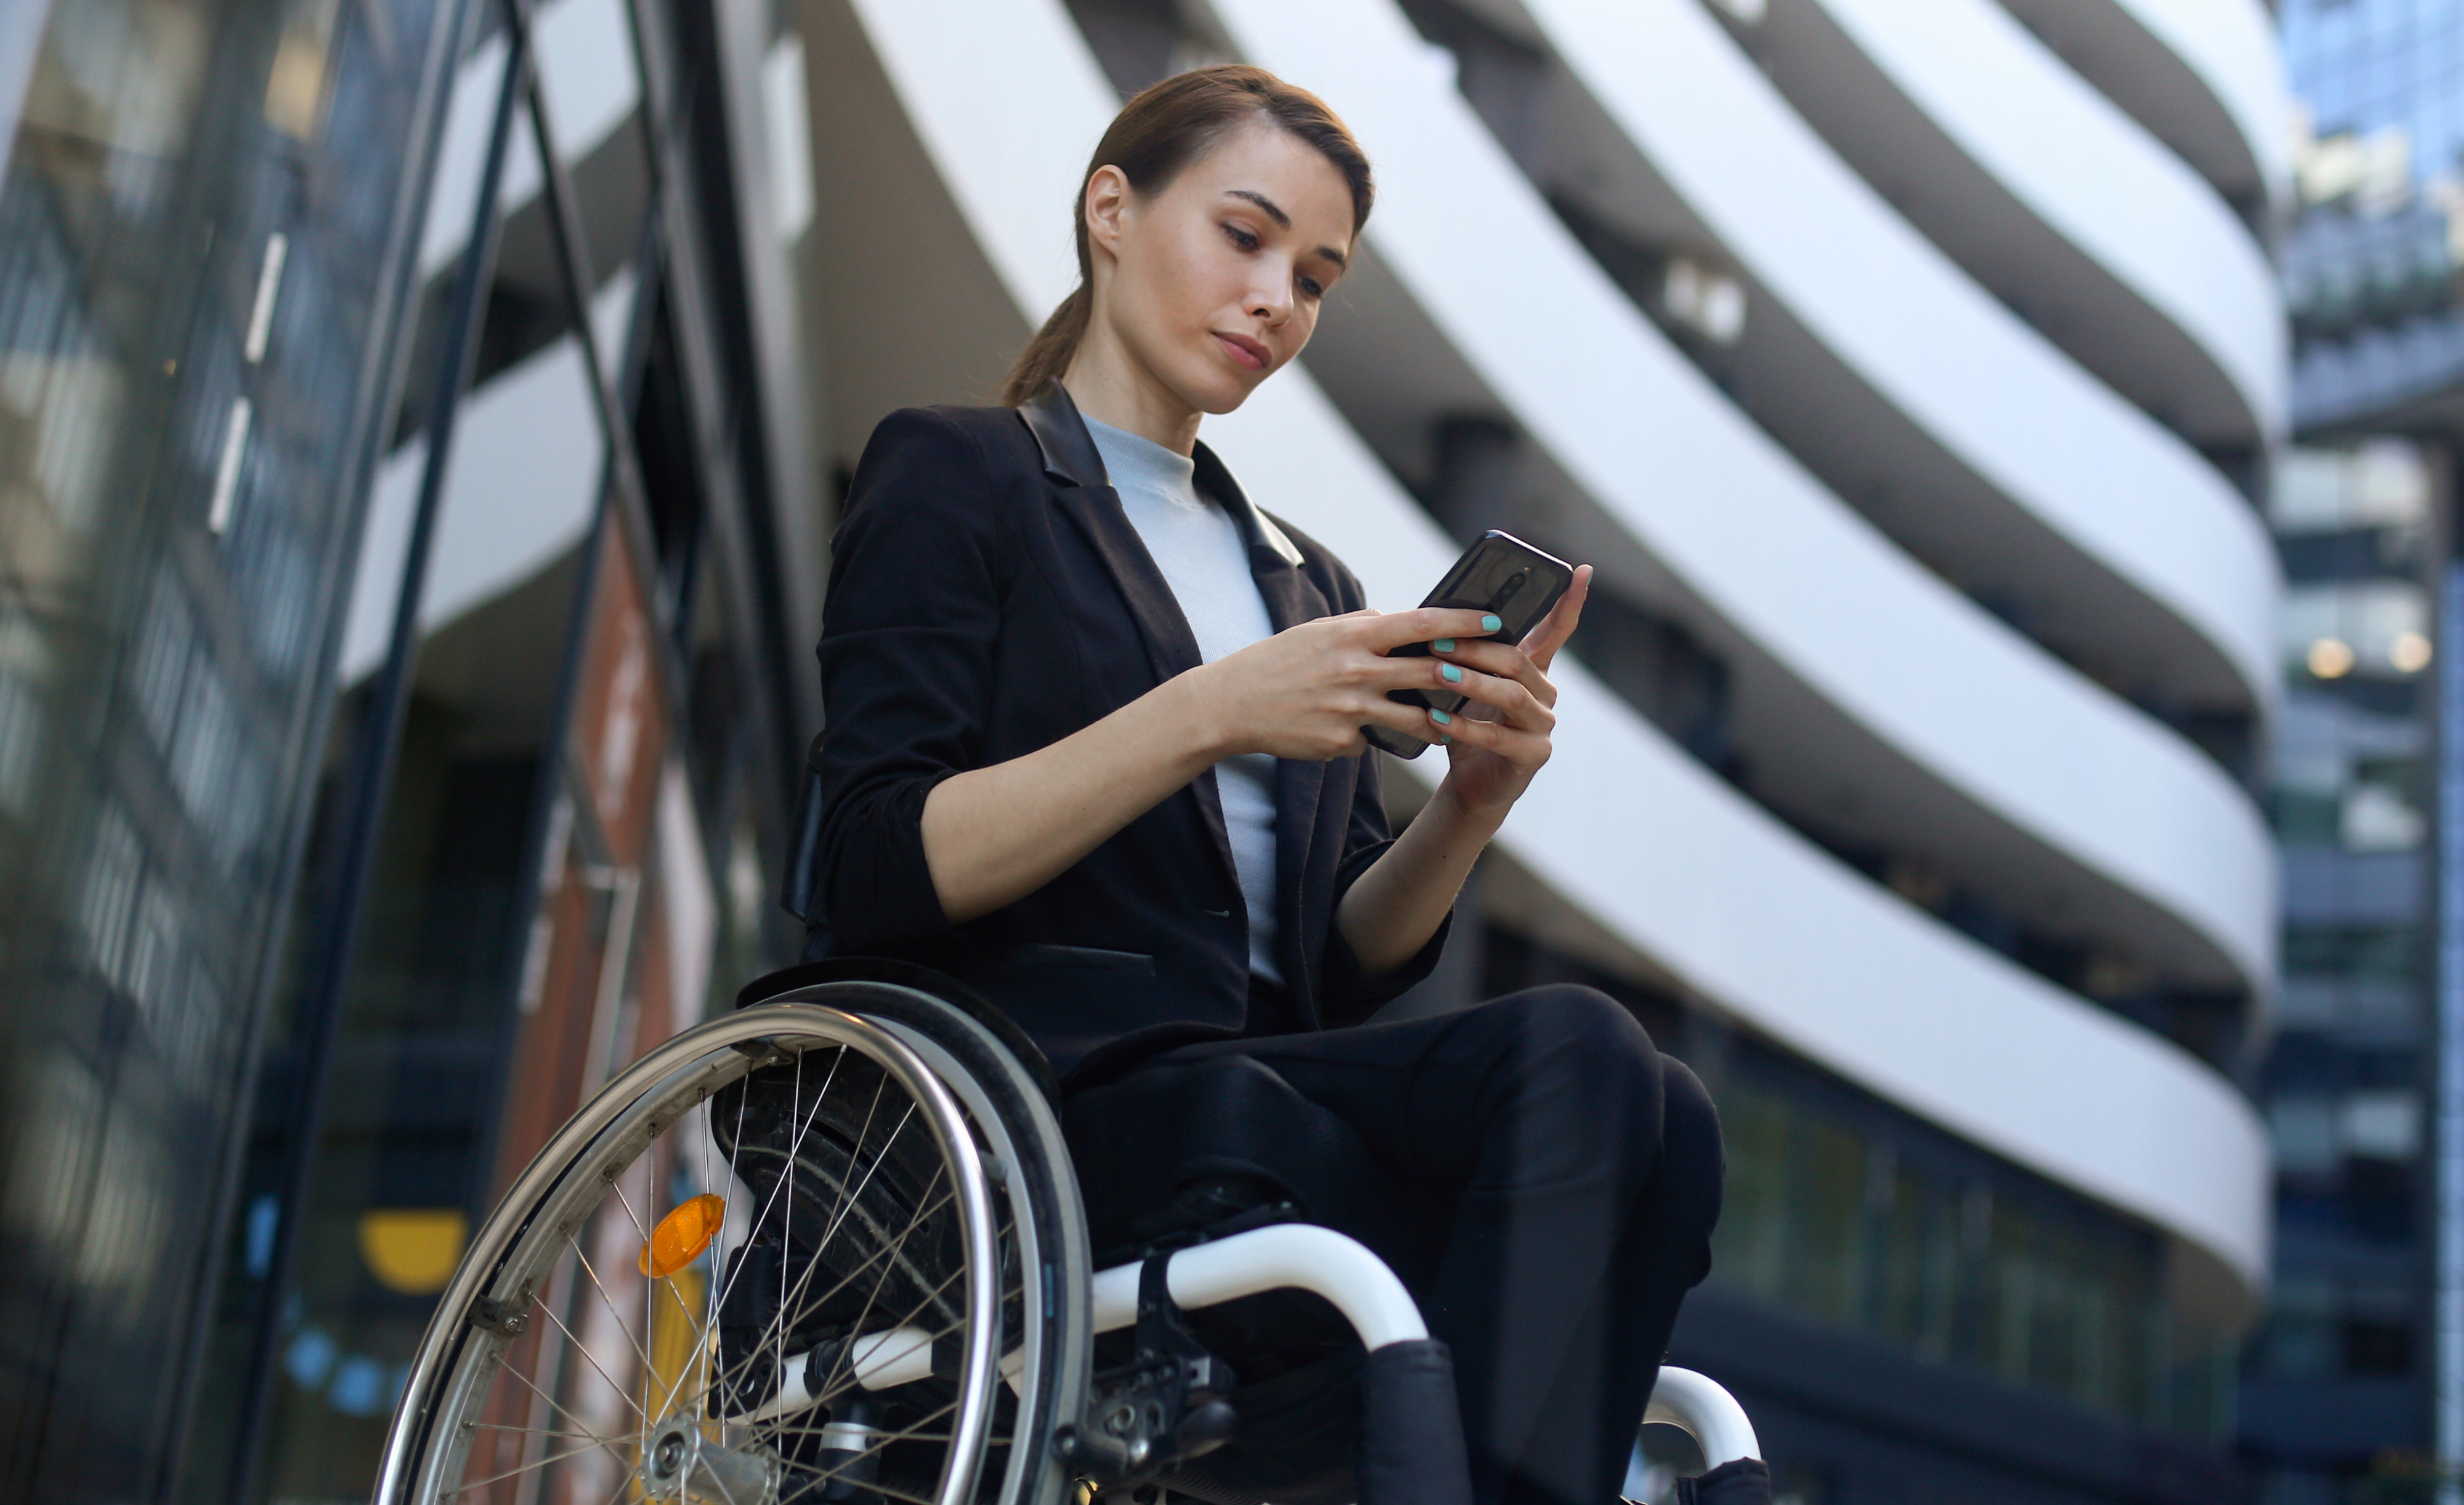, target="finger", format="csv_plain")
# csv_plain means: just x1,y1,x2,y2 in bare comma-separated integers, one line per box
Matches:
1438,663,1553,732
1425,705,1549,764
1520,564,1592,673
1359,606,1502,653
1360,695,1444,746
1426,636,1552,707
